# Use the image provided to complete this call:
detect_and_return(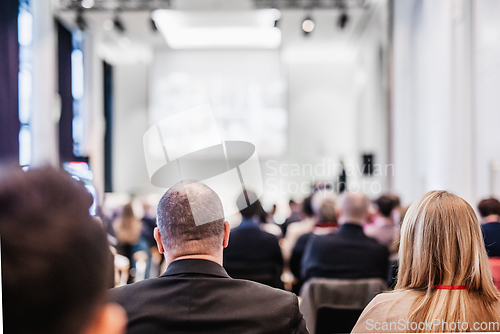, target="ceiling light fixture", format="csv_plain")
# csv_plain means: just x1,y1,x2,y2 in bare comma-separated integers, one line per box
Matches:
302,17,315,34
152,9,282,49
